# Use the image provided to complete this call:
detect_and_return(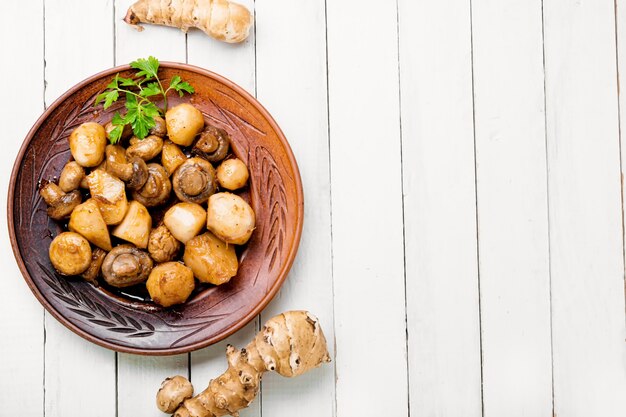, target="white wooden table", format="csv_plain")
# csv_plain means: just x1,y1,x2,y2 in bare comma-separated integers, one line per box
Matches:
1,0,626,416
